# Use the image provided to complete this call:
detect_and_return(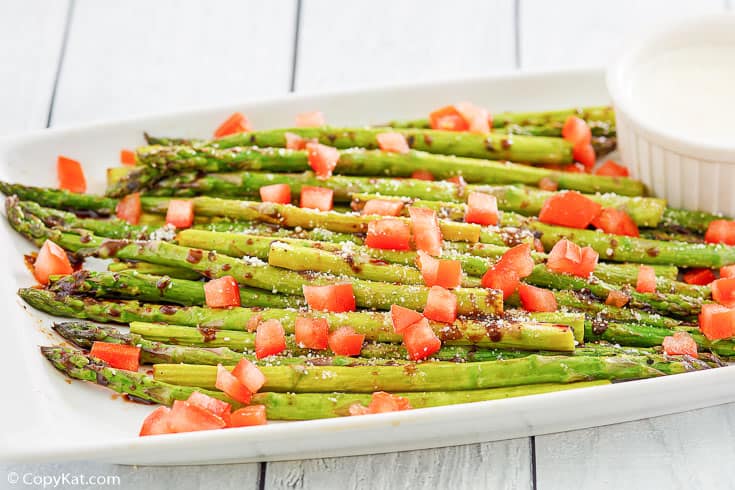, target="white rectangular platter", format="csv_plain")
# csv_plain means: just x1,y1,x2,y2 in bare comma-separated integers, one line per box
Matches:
1,68,733,465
